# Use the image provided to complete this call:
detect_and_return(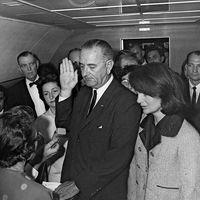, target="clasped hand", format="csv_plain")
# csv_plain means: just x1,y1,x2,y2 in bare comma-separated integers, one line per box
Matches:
55,181,79,200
